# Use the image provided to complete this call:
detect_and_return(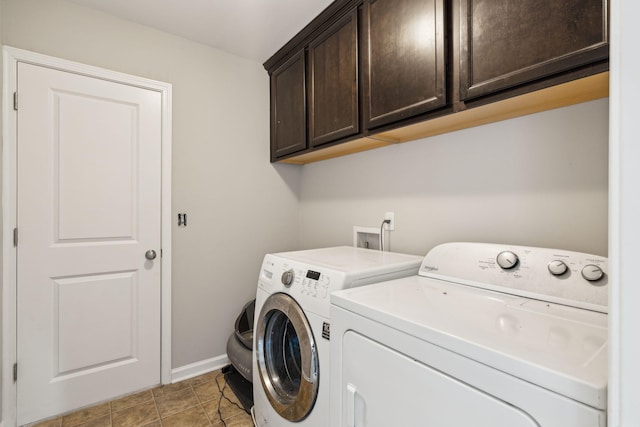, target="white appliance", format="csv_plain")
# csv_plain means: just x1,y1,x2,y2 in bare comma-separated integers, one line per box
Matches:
252,246,423,427
330,242,609,427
